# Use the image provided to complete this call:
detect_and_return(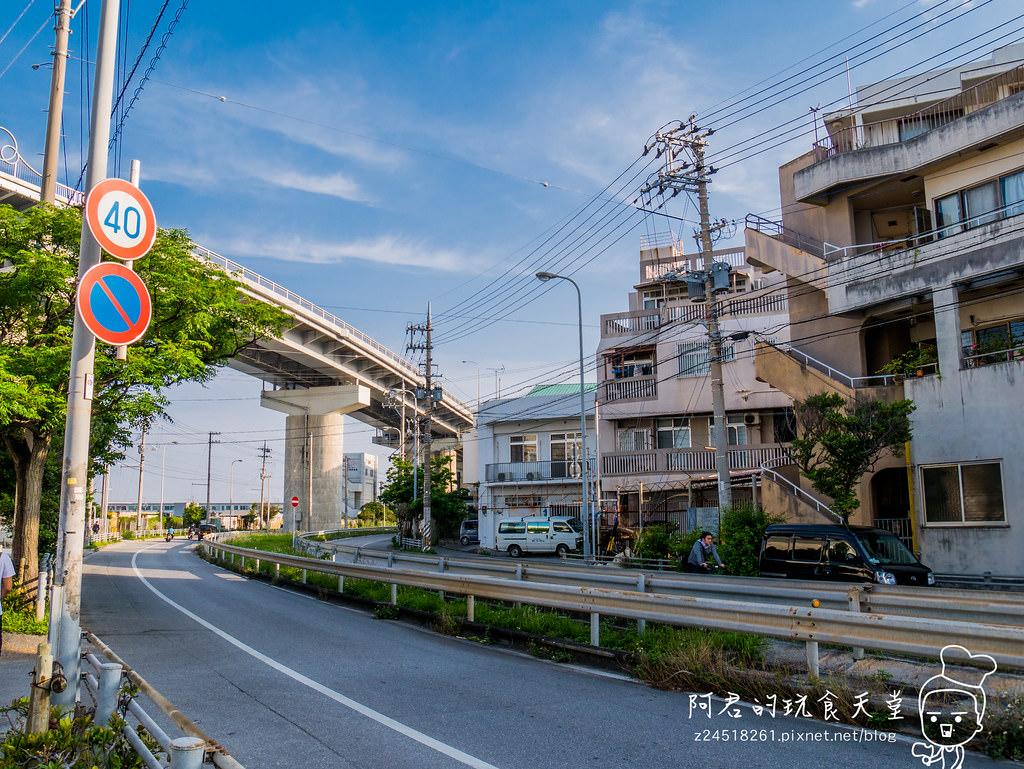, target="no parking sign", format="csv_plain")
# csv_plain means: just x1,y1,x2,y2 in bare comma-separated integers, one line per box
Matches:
77,262,152,346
